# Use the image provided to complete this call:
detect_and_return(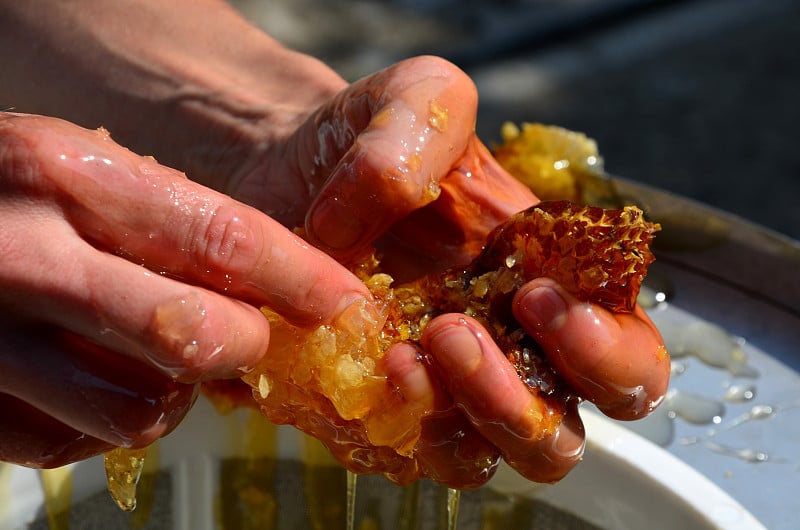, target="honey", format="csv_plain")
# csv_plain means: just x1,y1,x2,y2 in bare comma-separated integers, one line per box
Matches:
102,122,661,507
241,200,659,487
104,446,148,511
492,122,606,203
